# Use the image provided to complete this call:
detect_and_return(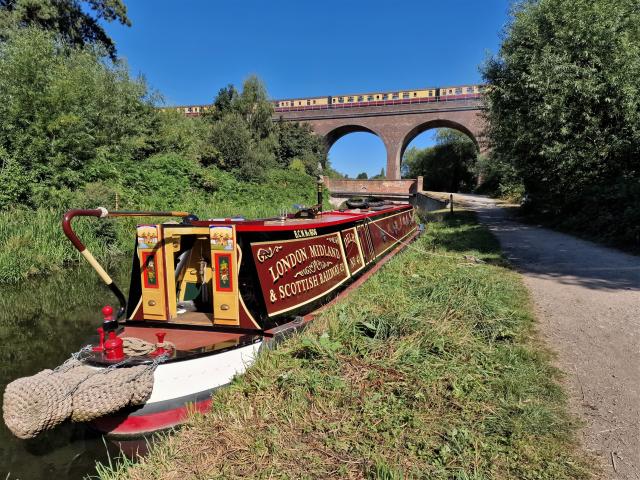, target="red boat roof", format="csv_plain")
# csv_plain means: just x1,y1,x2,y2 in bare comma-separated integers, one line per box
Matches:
191,204,412,232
